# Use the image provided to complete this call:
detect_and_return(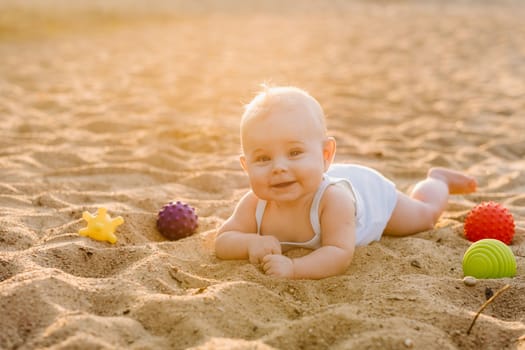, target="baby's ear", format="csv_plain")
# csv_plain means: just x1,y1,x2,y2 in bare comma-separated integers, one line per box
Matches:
323,137,336,170
240,155,248,172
